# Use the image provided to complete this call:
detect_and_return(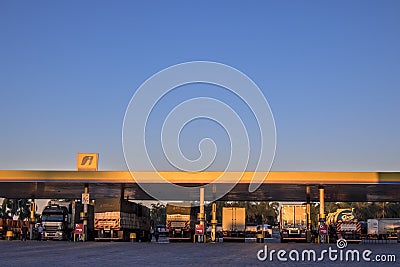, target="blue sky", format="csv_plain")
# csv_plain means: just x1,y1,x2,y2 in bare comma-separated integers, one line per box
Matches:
0,1,399,171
